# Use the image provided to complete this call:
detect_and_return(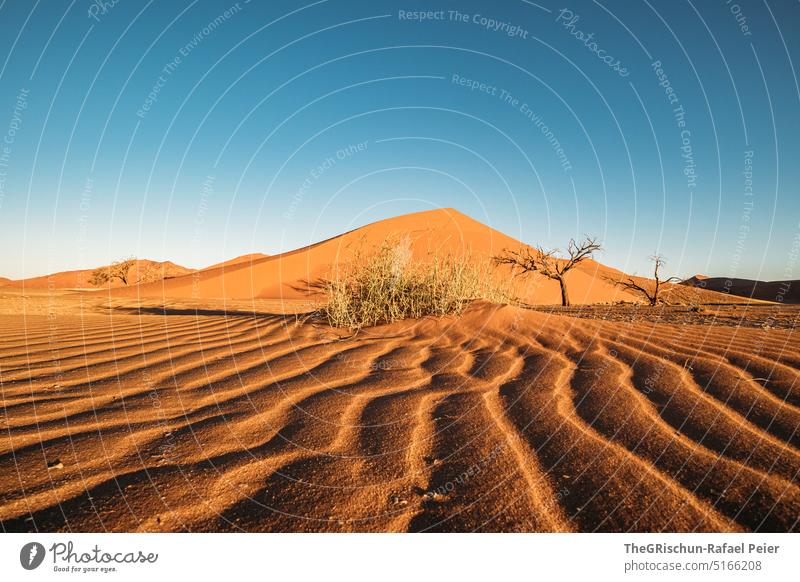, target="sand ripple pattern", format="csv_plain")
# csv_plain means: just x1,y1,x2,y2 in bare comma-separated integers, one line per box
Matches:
1,304,798,532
